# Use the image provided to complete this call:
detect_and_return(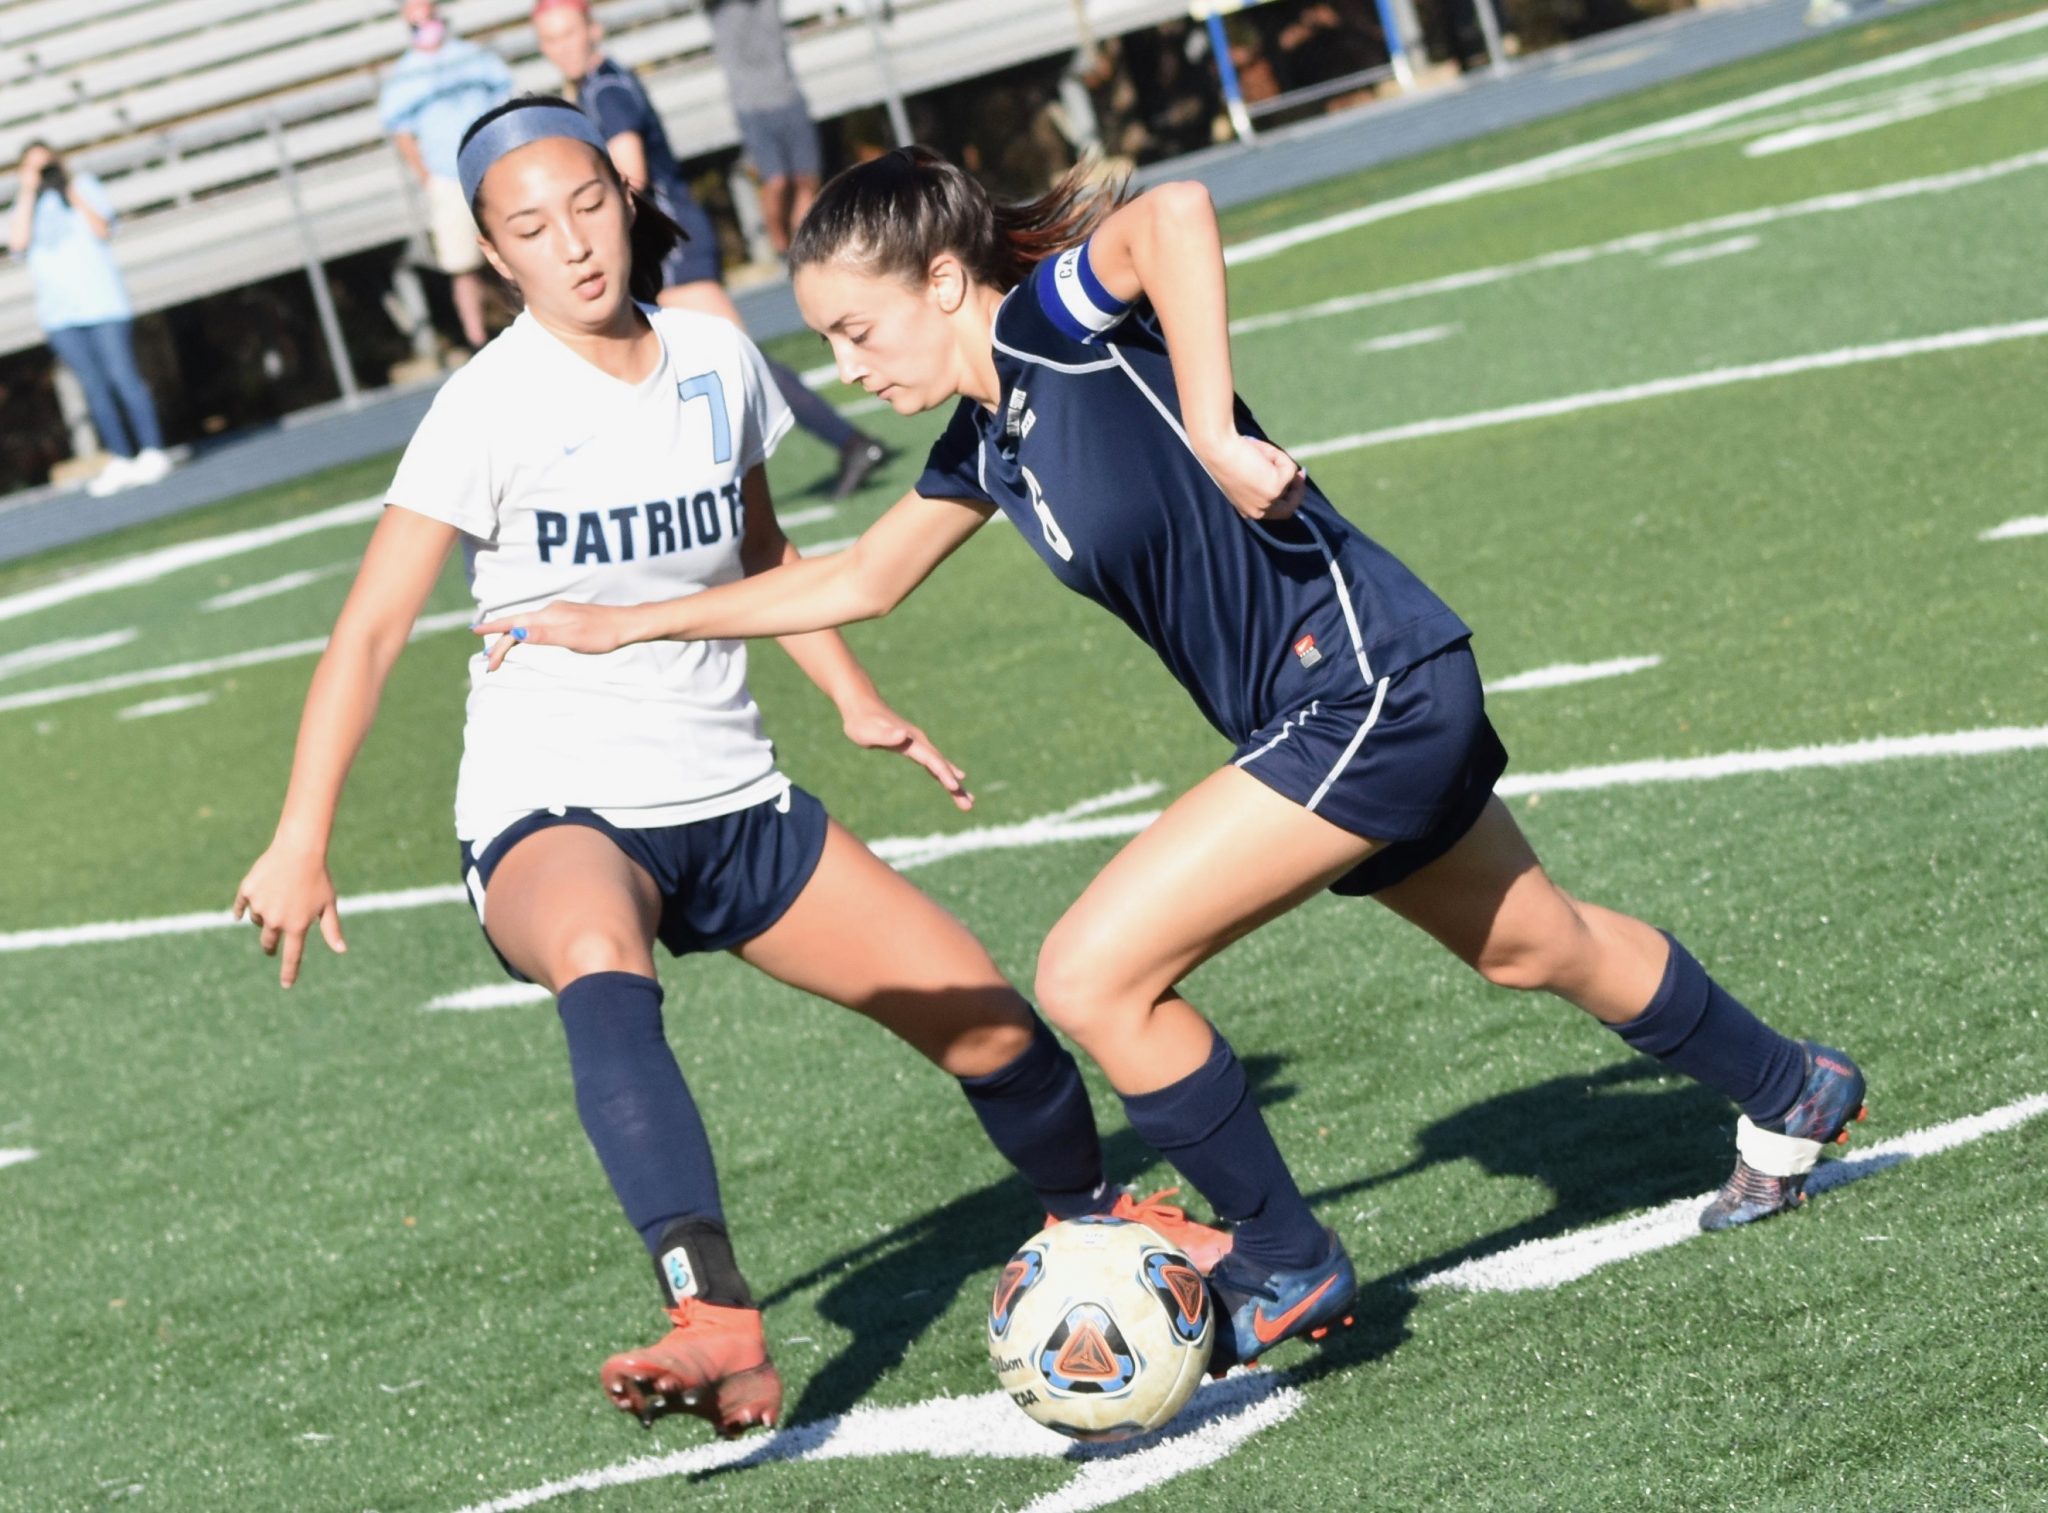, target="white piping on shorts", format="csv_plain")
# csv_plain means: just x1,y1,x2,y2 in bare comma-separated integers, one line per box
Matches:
1308,673,1392,812
1234,699,1322,768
